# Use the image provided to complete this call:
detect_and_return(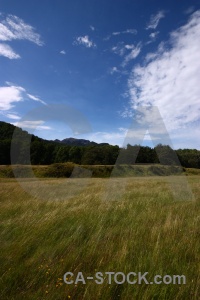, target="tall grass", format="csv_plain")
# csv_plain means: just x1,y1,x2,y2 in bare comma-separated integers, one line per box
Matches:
1,164,199,178
0,176,199,299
